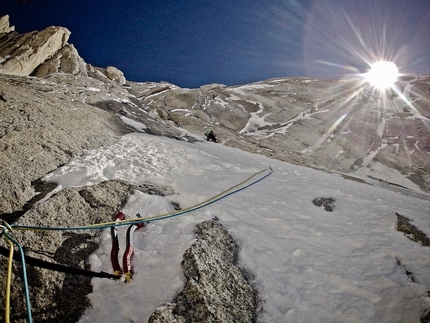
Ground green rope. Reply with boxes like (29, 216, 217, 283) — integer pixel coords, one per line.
(2, 167, 273, 323)
(12, 167, 273, 232)
(3, 230, 33, 323)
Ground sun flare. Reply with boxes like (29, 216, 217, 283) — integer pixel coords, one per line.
(364, 61, 399, 90)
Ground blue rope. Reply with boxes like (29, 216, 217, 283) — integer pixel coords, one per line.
(144, 166, 273, 223)
(11, 167, 273, 231)
(3, 231, 33, 323)
(3, 166, 273, 323)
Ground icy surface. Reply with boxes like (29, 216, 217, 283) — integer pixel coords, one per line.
(44, 133, 430, 323)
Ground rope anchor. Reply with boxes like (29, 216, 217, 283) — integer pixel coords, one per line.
(110, 212, 147, 283)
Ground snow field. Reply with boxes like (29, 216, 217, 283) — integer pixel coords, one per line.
(44, 133, 430, 323)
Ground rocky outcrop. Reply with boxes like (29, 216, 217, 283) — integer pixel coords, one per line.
(0, 15, 88, 77)
(396, 212, 430, 246)
(149, 220, 258, 323)
(0, 15, 130, 80)
(0, 15, 14, 34)
(312, 197, 336, 212)
(32, 43, 88, 77)
(0, 179, 175, 323)
(0, 19, 71, 76)
(105, 65, 126, 85)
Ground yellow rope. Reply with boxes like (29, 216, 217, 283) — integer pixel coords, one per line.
(4, 235, 14, 323)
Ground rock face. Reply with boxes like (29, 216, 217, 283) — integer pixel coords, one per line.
(0, 15, 14, 34)
(0, 70, 194, 217)
(32, 43, 88, 77)
(0, 179, 175, 323)
(0, 73, 127, 215)
(0, 25, 70, 76)
(149, 220, 258, 323)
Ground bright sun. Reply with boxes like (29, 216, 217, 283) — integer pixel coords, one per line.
(364, 61, 399, 90)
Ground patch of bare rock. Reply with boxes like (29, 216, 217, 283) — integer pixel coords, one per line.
(0, 179, 175, 322)
(396, 212, 430, 247)
(149, 220, 258, 323)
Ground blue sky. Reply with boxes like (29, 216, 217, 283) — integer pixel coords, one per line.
(1, 0, 430, 88)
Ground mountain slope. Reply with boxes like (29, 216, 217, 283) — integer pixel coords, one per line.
(46, 133, 430, 323)
(1, 15, 430, 323)
(129, 76, 430, 192)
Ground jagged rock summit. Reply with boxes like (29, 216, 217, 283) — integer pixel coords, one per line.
(0, 15, 14, 33)
(0, 15, 73, 76)
(0, 15, 128, 82)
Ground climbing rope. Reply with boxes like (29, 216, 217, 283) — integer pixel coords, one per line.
(4, 232, 13, 323)
(11, 167, 273, 232)
(1, 221, 33, 323)
(1, 167, 273, 322)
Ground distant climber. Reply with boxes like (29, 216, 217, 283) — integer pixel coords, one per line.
(205, 130, 218, 143)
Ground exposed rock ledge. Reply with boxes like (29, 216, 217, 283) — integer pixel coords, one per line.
(149, 220, 258, 323)
(0, 179, 176, 322)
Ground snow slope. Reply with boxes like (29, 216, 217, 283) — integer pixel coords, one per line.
(44, 133, 430, 323)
